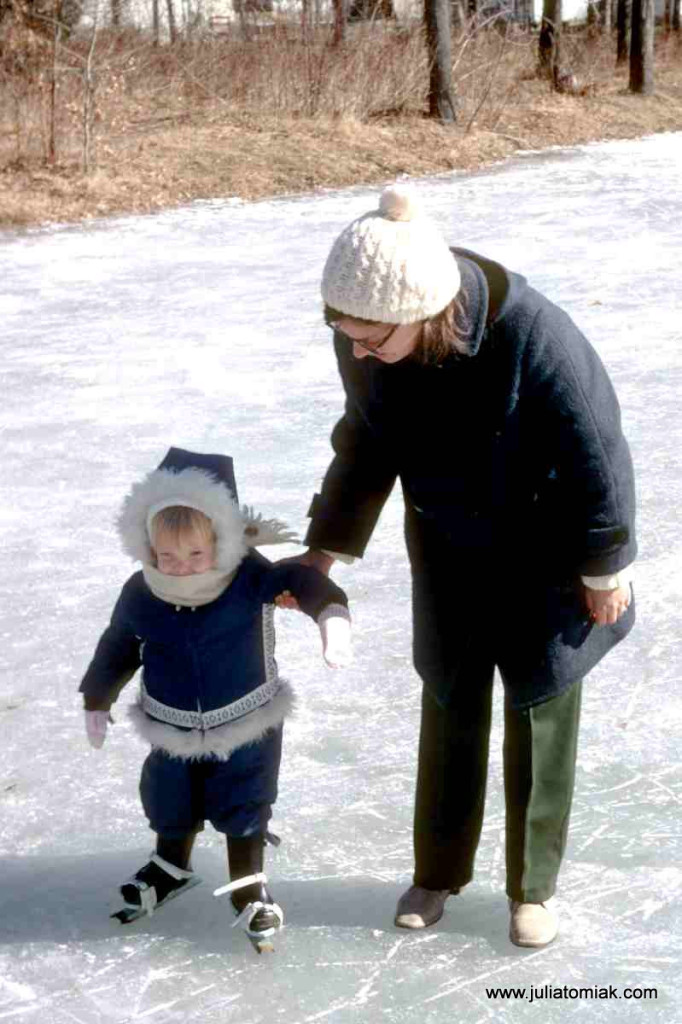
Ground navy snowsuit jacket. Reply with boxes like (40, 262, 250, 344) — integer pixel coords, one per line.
(80, 553, 348, 733)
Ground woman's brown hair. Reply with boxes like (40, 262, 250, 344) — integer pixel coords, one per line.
(418, 296, 470, 364)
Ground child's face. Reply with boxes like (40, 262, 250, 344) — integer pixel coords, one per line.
(153, 528, 216, 576)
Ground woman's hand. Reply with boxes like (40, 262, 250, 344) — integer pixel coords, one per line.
(295, 549, 335, 575)
(583, 584, 631, 627)
(274, 550, 335, 611)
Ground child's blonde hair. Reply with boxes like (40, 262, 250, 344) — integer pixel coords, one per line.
(151, 506, 215, 551)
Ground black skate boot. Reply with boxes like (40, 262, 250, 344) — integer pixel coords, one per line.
(112, 834, 201, 924)
(213, 835, 283, 952)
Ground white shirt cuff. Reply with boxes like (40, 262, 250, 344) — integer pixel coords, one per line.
(581, 564, 634, 590)
(320, 549, 356, 565)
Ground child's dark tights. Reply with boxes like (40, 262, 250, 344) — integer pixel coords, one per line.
(156, 831, 267, 907)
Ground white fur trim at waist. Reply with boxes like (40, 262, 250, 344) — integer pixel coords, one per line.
(139, 677, 282, 730)
(128, 680, 295, 761)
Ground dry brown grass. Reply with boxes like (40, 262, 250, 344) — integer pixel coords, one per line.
(1, 18, 681, 228)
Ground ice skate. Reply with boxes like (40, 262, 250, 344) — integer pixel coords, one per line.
(111, 853, 201, 924)
(213, 873, 284, 953)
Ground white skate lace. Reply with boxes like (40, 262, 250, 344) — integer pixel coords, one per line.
(120, 881, 158, 917)
(212, 872, 283, 937)
(121, 853, 194, 918)
(213, 872, 267, 898)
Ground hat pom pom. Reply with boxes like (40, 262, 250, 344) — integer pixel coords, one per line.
(379, 185, 418, 223)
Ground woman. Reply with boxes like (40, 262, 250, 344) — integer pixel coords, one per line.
(297, 184, 635, 948)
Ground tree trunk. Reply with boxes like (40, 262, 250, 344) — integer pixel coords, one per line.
(166, 0, 177, 42)
(82, 22, 97, 172)
(237, 2, 252, 41)
(331, 0, 346, 44)
(630, 0, 654, 93)
(152, 0, 160, 44)
(301, 0, 312, 43)
(663, 0, 671, 32)
(49, 16, 61, 164)
(424, 0, 456, 122)
(616, 0, 630, 61)
(600, 0, 612, 31)
(451, 0, 467, 30)
(673, 0, 680, 30)
(110, 0, 121, 25)
(538, 0, 561, 82)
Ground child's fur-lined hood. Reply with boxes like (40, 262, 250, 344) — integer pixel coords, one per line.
(117, 465, 296, 574)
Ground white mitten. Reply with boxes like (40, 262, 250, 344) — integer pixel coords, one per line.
(85, 710, 112, 749)
(319, 610, 352, 668)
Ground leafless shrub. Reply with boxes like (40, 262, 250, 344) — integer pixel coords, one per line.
(1, 8, 669, 179)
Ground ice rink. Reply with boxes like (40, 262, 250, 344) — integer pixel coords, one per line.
(1, 132, 681, 1022)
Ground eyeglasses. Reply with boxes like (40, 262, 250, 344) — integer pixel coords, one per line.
(330, 322, 399, 355)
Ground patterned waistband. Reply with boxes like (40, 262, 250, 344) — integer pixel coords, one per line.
(140, 677, 281, 731)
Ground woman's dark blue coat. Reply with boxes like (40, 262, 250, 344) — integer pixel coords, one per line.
(305, 249, 636, 709)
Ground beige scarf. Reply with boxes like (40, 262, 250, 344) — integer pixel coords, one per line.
(142, 564, 235, 608)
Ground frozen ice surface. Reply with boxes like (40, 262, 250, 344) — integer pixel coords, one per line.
(1, 132, 681, 1022)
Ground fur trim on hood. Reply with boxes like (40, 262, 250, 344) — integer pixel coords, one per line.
(117, 466, 248, 573)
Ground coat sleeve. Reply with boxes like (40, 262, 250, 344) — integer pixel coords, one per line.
(79, 584, 142, 711)
(522, 303, 637, 577)
(263, 564, 349, 622)
(304, 337, 399, 558)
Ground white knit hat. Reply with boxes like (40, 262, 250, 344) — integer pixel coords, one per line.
(321, 184, 461, 324)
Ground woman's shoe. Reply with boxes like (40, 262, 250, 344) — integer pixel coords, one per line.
(394, 885, 451, 929)
(509, 899, 559, 947)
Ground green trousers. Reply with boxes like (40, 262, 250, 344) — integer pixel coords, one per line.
(413, 670, 582, 903)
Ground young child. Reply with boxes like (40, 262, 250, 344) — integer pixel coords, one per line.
(80, 447, 351, 945)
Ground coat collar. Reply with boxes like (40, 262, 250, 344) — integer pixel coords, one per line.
(453, 254, 490, 357)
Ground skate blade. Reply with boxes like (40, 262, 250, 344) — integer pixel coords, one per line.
(248, 934, 275, 954)
(111, 874, 202, 925)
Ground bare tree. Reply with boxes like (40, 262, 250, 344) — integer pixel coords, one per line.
(538, 0, 562, 85)
(301, 0, 312, 43)
(152, 0, 160, 44)
(424, 0, 456, 122)
(663, 0, 680, 32)
(616, 0, 630, 62)
(451, 0, 467, 31)
(629, 0, 654, 93)
(82, 2, 99, 172)
(331, 0, 346, 45)
(234, 0, 253, 41)
(49, 4, 62, 163)
(166, 0, 177, 42)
